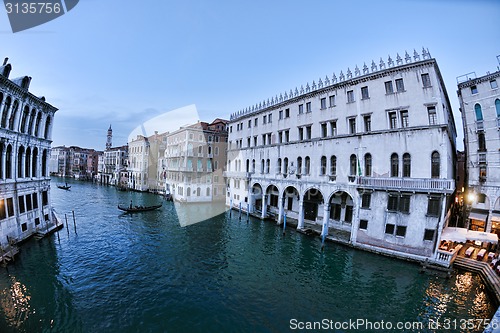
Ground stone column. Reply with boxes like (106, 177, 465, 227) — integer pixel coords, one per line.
(486, 209, 493, 233)
(321, 203, 330, 237)
(277, 195, 285, 225)
(297, 199, 304, 229)
(261, 194, 268, 219)
(247, 187, 253, 214)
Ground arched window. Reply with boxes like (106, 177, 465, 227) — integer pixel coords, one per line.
(18, 146, 25, 178)
(297, 157, 302, 175)
(496, 99, 500, 118)
(261, 159, 265, 174)
(252, 159, 255, 173)
(350, 154, 357, 176)
(20, 105, 29, 133)
(283, 157, 288, 174)
(28, 109, 36, 135)
(187, 187, 191, 196)
(197, 187, 201, 196)
(320, 156, 327, 175)
(277, 158, 282, 174)
(246, 159, 249, 173)
(34, 112, 42, 137)
(403, 153, 411, 177)
(431, 151, 440, 178)
(1, 96, 11, 128)
(305, 156, 310, 175)
(9, 100, 19, 130)
(390, 153, 399, 177)
(0, 143, 3, 179)
(32, 147, 38, 177)
(475, 103, 483, 121)
(364, 153, 372, 176)
(330, 156, 337, 175)
(266, 159, 270, 174)
(42, 149, 47, 177)
(206, 187, 210, 196)
(25, 147, 31, 178)
(5, 145, 12, 179)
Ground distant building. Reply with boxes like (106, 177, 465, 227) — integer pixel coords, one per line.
(97, 125, 128, 185)
(458, 60, 500, 235)
(50, 145, 100, 180)
(226, 49, 457, 265)
(0, 58, 58, 246)
(164, 118, 228, 202)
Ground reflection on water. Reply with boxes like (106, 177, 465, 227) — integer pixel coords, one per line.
(0, 278, 31, 329)
(0, 179, 495, 332)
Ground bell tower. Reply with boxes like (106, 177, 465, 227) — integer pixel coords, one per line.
(106, 124, 112, 150)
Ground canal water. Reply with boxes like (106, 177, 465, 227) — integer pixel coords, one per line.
(0, 179, 495, 332)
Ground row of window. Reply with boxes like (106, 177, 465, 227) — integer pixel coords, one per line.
(0, 143, 49, 179)
(232, 151, 441, 178)
(360, 192, 441, 216)
(470, 79, 498, 95)
(0, 93, 52, 139)
(230, 105, 439, 149)
(473, 100, 500, 122)
(230, 74, 437, 133)
(0, 191, 48, 220)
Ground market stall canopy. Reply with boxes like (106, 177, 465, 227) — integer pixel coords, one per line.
(440, 227, 498, 244)
(491, 213, 500, 223)
(469, 212, 488, 221)
(441, 227, 467, 243)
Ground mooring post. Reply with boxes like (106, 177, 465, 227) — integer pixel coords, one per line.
(283, 212, 287, 236)
(321, 233, 325, 251)
(72, 210, 77, 234)
(239, 202, 242, 220)
(65, 214, 69, 236)
(247, 202, 249, 222)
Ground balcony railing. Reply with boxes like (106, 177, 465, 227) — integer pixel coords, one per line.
(357, 176, 455, 193)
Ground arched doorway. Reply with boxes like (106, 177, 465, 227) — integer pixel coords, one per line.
(283, 186, 299, 215)
(252, 183, 263, 211)
(303, 188, 324, 221)
(329, 191, 354, 224)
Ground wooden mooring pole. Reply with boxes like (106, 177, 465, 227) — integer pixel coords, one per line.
(65, 214, 69, 236)
(72, 210, 77, 234)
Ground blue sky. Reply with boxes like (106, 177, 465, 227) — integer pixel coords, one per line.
(1, 0, 499, 150)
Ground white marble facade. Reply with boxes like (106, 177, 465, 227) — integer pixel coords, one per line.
(226, 49, 456, 263)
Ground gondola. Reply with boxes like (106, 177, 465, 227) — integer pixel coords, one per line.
(57, 184, 71, 190)
(117, 203, 162, 213)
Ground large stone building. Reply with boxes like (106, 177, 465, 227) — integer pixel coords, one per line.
(163, 119, 228, 202)
(226, 49, 457, 264)
(458, 60, 500, 235)
(97, 125, 128, 185)
(0, 58, 58, 246)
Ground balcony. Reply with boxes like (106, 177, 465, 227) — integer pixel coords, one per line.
(357, 176, 455, 194)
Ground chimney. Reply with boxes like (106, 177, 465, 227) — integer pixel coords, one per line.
(2, 58, 8, 66)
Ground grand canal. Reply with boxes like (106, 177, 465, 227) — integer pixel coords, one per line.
(0, 179, 495, 332)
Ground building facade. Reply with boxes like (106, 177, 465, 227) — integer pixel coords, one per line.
(163, 119, 228, 202)
(458, 62, 500, 235)
(226, 49, 456, 263)
(0, 58, 58, 246)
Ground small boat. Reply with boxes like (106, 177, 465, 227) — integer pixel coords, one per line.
(117, 203, 162, 213)
(57, 183, 71, 190)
